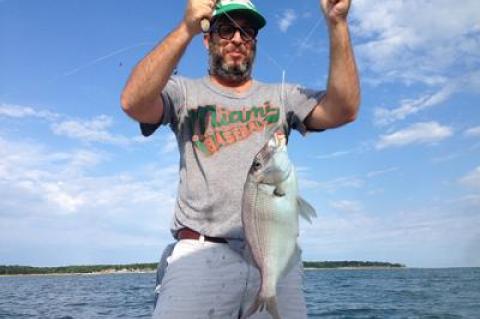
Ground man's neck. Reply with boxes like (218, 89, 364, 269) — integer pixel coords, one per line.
(209, 75, 253, 94)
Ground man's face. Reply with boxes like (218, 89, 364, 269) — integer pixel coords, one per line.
(206, 15, 258, 83)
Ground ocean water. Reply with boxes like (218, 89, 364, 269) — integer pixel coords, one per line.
(0, 268, 479, 318)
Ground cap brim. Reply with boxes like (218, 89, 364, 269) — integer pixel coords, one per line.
(213, 6, 266, 29)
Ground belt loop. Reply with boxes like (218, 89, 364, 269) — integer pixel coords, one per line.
(199, 234, 205, 244)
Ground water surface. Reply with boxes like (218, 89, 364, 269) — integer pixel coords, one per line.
(1, 268, 479, 318)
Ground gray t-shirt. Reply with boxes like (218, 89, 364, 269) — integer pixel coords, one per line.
(141, 76, 324, 246)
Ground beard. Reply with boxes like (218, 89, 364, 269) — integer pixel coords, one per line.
(208, 39, 256, 83)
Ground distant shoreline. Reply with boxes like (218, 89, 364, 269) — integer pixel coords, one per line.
(1, 261, 405, 276)
(0, 270, 157, 278)
(304, 266, 406, 271)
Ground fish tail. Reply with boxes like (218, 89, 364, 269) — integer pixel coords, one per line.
(265, 296, 281, 319)
(242, 298, 261, 318)
(243, 296, 281, 319)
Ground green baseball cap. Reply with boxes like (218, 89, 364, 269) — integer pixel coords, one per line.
(212, 0, 266, 29)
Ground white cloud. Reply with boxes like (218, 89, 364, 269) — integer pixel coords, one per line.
(300, 167, 399, 196)
(315, 150, 351, 160)
(1, 103, 142, 146)
(0, 133, 180, 265)
(0, 103, 59, 121)
(300, 175, 364, 192)
(0, 136, 178, 215)
(464, 126, 480, 137)
(431, 153, 462, 164)
(449, 194, 480, 207)
(366, 167, 399, 178)
(459, 166, 480, 189)
(0, 138, 84, 213)
(67, 149, 107, 170)
(278, 9, 297, 32)
(351, 0, 480, 85)
(162, 133, 178, 154)
(330, 200, 362, 213)
(376, 122, 453, 149)
(51, 115, 132, 145)
(43, 182, 86, 213)
(374, 85, 456, 126)
(300, 207, 480, 267)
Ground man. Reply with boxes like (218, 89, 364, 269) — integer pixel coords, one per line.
(121, 0, 359, 318)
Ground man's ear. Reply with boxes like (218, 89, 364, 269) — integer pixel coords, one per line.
(203, 34, 210, 50)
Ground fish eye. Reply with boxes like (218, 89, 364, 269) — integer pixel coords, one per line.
(253, 160, 262, 170)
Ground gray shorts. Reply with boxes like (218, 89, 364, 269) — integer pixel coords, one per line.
(152, 239, 307, 319)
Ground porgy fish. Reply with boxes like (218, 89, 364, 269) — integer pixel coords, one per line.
(242, 130, 316, 319)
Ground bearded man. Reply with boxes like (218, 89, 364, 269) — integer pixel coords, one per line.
(121, 0, 360, 318)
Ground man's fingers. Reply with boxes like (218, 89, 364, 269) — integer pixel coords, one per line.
(199, 0, 217, 32)
(321, 0, 351, 21)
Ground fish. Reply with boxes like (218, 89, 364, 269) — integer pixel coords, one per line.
(241, 130, 316, 319)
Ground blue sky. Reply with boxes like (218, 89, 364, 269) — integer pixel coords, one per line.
(1, 0, 479, 268)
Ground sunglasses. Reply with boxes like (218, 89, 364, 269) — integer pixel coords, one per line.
(212, 24, 258, 41)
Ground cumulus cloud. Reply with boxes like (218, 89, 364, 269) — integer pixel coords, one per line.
(0, 136, 178, 215)
(278, 9, 297, 32)
(351, 0, 480, 85)
(0, 132, 180, 265)
(0, 134, 178, 265)
(376, 122, 453, 149)
(0, 137, 86, 213)
(51, 115, 132, 146)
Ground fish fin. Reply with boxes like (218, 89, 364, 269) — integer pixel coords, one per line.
(243, 296, 281, 319)
(281, 244, 302, 279)
(297, 196, 317, 223)
(274, 185, 286, 196)
(242, 297, 261, 319)
(266, 296, 282, 319)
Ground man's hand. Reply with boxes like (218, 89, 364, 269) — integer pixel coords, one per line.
(320, 0, 352, 25)
(305, 0, 359, 130)
(184, 0, 217, 35)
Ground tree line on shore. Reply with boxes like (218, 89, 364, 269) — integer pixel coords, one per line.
(303, 261, 405, 268)
(0, 261, 405, 275)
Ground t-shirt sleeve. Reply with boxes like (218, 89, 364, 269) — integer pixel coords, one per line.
(140, 76, 185, 137)
(284, 84, 326, 135)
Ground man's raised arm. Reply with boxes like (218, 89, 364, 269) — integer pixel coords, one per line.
(305, 0, 360, 130)
(120, 0, 215, 124)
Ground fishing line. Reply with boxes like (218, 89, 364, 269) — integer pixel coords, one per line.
(221, 9, 322, 90)
(220, 10, 286, 143)
(218, 8, 322, 142)
(284, 19, 322, 72)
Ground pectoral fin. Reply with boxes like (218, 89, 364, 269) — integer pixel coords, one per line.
(297, 196, 317, 223)
(273, 185, 286, 197)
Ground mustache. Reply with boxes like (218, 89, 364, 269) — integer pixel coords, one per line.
(224, 44, 248, 54)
